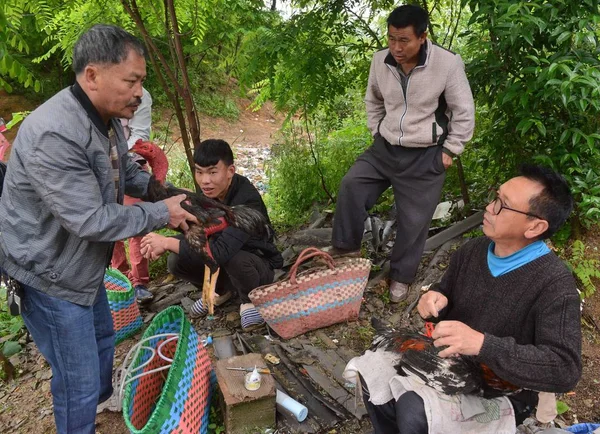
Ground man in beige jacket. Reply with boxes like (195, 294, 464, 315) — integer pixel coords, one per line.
(332, 4, 475, 302)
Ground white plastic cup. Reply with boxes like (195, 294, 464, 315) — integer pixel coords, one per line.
(276, 390, 308, 422)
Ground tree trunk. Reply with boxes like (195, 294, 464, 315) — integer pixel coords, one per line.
(120, 0, 200, 181)
(166, 0, 202, 162)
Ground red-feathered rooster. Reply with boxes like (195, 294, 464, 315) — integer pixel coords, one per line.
(132, 140, 269, 314)
(371, 317, 521, 398)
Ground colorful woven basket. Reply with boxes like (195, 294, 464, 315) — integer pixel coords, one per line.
(104, 268, 143, 344)
(122, 306, 215, 434)
(249, 247, 371, 339)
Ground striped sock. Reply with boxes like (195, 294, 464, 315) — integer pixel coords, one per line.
(191, 299, 208, 316)
(240, 303, 265, 330)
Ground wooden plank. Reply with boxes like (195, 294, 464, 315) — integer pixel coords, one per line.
(302, 346, 349, 391)
(301, 364, 366, 420)
(423, 210, 483, 252)
(336, 346, 360, 364)
(149, 283, 195, 312)
(301, 345, 367, 419)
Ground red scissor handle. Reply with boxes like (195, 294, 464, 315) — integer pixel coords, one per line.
(424, 322, 435, 338)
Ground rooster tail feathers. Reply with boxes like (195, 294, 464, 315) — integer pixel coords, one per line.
(370, 317, 396, 350)
(371, 316, 393, 334)
(231, 206, 269, 239)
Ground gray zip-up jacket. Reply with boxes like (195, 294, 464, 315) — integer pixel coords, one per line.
(365, 39, 475, 156)
(0, 84, 170, 305)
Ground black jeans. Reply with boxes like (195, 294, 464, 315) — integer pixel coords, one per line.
(168, 249, 274, 303)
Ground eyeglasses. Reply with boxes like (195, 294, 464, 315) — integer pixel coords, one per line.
(487, 190, 543, 220)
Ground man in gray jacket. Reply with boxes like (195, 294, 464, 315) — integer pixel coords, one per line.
(332, 5, 475, 302)
(0, 25, 196, 433)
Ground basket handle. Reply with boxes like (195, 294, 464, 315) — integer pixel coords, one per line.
(290, 247, 336, 285)
(294, 247, 325, 264)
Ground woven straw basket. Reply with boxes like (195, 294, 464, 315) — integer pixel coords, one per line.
(123, 306, 215, 434)
(104, 268, 143, 344)
(249, 247, 371, 339)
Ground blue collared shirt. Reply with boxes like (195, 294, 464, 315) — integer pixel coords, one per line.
(487, 240, 551, 277)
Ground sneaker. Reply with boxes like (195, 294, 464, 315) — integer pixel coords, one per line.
(389, 281, 409, 303)
(240, 303, 265, 331)
(134, 285, 154, 303)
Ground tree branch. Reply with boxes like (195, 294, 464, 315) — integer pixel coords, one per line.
(344, 6, 384, 50)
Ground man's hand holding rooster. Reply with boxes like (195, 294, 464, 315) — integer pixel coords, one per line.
(418, 291, 484, 358)
(162, 194, 197, 231)
(432, 321, 485, 358)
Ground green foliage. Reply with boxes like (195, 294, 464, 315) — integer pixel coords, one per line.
(355, 325, 375, 345)
(239, 0, 392, 115)
(556, 399, 570, 415)
(550, 221, 572, 249)
(208, 400, 225, 434)
(463, 228, 484, 239)
(2, 341, 21, 357)
(166, 149, 196, 191)
(265, 117, 371, 228)
(566, 240, 600, 299)
(0, 284, 25, 360)
(34, 0, 133, 71)
(5, 111, 29, 129)
(0, 0, 50, 92)
(195, 93, 240, 119)
(464, 0, 600, 225)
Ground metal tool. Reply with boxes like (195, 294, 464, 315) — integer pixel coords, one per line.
(226, 367, 271, 375)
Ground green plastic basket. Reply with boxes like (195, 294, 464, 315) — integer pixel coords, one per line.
(122, 306, 215, 433)
(104, 268, 143, 344)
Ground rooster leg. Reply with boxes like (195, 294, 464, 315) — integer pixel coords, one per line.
(201, 265, 220, 315)
(202, 265, 213, 315)
(209, 267, 220, 314)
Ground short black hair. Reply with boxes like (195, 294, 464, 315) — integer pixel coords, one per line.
(387, 4, 429, 36)
(72, 24, 146, 75)
(194, 139, 234, 167)
(520, 164, 574, 239)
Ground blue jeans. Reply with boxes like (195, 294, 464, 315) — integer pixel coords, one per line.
(21, 283, 115, 434)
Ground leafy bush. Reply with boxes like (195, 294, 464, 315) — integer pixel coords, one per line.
(265, 118, 372, 229)
(464, 0, 600, 226)
(194, 93, 240, 120)
(0, 285, 24, 338)
(0, 284, 25, 366)
(165, 149, 196, 191)
(566, 240, 600, 299)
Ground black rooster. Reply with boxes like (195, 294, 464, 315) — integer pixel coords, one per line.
(371, 317, 521, 398)
(146, 175, 269, 313)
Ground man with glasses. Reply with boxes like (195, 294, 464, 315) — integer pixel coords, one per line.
(331, 4, 475, 303)
(358, 165, 581, 433)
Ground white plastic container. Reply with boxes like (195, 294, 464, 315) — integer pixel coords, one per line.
(276, 390, 308, 422)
